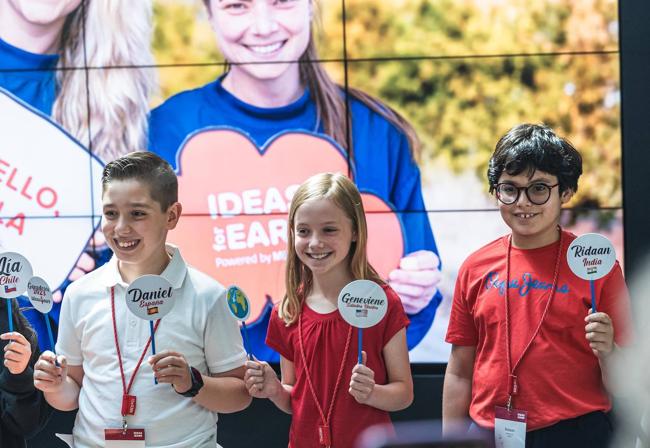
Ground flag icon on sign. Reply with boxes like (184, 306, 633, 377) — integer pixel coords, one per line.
(147, 307, 159, 315)
(4, 286, 16, 294)
(587, 267, 597, 275)
(355, 309, 368, 318)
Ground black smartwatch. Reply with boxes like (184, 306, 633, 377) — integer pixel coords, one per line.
(178, 366, 204, 398)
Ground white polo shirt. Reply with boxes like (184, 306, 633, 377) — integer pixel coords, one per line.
(56, 245, 247, 447)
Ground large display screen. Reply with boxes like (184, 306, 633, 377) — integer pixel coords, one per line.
(0, 0, 622, 363)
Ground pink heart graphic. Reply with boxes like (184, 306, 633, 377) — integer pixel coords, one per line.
(171, 129, 404, 322)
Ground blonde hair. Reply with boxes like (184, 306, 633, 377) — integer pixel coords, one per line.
(204, 0, 421, 161)
(280, 172, 383, 325)
(52, 0, 156, 162)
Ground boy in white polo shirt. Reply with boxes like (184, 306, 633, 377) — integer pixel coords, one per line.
(34, 152, 251, 447)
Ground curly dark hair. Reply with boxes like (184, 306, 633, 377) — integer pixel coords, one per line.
(487, 123, 583, 195)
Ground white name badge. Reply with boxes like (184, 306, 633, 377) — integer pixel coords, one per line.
(125, 275, 176, 321)
(0, 251, 33, 298)
(566, 233, 616, 280)
(337, 279, 388, 328)
(27, 276, 54, 313)
(495, 406, 527, 448)
(104, 428, 146, 448)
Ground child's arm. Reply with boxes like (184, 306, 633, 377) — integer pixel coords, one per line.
(442, 344, 476, 435)
(149, 350, 251, 413)
(244, 356, 294, 414)
(33, 351, 83, 411)
(349, 328, 413, 412)
(1, 333, 53, 437)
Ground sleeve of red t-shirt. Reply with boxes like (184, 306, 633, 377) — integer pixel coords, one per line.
(265, 304, 295, 362)
(381, 285, 410, 345)
(598, 262, 633, 345)
(445, 261, 478, 346)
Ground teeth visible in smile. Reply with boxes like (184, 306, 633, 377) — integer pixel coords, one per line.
(308, 253, 329, 260)
(517, 213, 536, 219)
(117, 240, 137, 248)
(248, 42, 283, 54)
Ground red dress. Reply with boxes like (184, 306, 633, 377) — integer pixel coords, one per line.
(266, 284, 409, 447)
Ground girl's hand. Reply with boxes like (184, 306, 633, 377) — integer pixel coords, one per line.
(149, 350, 192, 394)
(34, 351, 67, 392)
(244, 357, 281, 399)
(585, 310, 615, 357)
(349, 351, 375, 404)
(388, 250, 442, 314)
(1, 332, 32, 374)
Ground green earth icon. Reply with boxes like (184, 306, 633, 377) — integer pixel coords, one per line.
(228, 288, 249, 319)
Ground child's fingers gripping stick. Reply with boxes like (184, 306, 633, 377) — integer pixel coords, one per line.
(33, 351, 68, 392)
(1, 332, 32, 374)
(349, 351, 375, 404)
(244, 356, 279, 399)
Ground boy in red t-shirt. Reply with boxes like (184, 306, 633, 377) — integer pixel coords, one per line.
(443, 124, 630, 447)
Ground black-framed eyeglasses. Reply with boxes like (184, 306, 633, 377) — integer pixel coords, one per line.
(495, 182, 559, 205)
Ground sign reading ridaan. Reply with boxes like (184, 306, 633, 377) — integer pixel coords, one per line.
(567, 233, 617, 312)
(125, 275, 176, 385)
(337, 280, 388, 364)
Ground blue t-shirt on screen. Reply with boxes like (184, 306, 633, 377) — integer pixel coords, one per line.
(149, 76, 442, 357)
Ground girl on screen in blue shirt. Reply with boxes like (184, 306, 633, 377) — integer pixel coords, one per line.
(149, 0, 443, 352)
(0, 0, 156, 350)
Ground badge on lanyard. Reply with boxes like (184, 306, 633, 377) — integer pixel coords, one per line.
(104, 427, 146, 448)
(494, 406, 527, 448)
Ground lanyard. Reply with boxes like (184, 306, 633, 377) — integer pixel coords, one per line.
(298, 312, 353, 448)
(110, 287, 160, 418)
(504, 230, 562, 410)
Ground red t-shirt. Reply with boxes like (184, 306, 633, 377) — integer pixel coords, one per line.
(446, 230, 631, 431)
(266, 284, 409, 447)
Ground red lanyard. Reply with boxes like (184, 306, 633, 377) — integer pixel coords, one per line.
(504, 230, 562, 410)
(298, 312, 353, 448)
(110, 287, 160, 418)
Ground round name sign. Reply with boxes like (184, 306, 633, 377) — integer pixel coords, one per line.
(125, 275, 176, 321)
(337, 280, 388, 329)
(27, 276, 54, 314)
(567, 233, 616, 281)
(226, 285, 250, 321)
(0, 251, 33, 299)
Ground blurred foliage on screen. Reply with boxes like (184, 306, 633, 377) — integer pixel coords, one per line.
(153, 0, 621, 208)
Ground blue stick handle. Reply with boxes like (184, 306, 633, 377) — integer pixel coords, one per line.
(590, 279, 597, 313)
(44, 313, 58, 366)
(358, 328, 363, 364)
(150, 321, 158, 385)
(242, 322, 251, 359)
(6, 299, 13, 332)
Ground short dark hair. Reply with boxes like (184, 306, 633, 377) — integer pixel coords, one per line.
(102, 152, 178, 211)
(487, 123, 583, 194)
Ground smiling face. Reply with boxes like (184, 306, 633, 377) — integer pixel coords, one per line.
(293, 197, 356, 283)
(208, 0, 311, 84)
(102, 179, 181, 280)
(497, 169, 573, 249)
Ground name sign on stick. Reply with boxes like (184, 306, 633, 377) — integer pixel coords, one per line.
(27, 276, 57, 356)
(338, 280, 388, 364)
(566, 233, 616, 312)
(0, 251, 33, 332)
(126, 275, 176, 385)
(226, 285, 252, 357)
(27, 276, 54, 314)
(125, 275, 176, 321)
(0, 251, 33, 299)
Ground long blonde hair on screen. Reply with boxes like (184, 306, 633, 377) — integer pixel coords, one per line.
(280, 172, 384, 325)
(52, 0, 156, 162)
